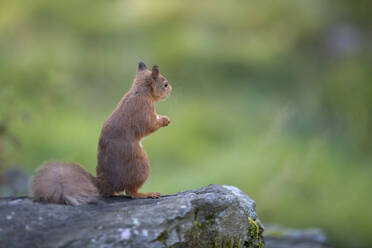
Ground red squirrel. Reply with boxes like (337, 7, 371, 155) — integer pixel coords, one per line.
(31, 62, 172, 205)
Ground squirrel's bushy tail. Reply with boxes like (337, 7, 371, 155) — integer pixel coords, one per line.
(31, 162, 100, 206)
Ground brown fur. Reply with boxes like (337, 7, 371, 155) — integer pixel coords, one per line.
(31, 162, 100, 205)
(31, 62, 172, 205)
(96, 63, 172, 198)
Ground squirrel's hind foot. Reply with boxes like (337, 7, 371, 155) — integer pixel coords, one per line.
(126, 191, 161, 199)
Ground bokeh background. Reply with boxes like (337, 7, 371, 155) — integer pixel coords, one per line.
(1, 0, 371, 247)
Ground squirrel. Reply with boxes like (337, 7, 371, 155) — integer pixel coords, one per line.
(31, 62, 172, 205)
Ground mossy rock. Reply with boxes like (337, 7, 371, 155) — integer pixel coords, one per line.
(0, 184, 264, 248)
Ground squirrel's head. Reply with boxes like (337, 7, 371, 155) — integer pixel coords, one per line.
(136, 61, 172, 102)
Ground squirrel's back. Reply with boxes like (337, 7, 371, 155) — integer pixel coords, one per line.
(31, 162, 100, 205)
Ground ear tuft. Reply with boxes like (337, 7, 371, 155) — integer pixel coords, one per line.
(138, 61, 147, 71)
(152, 65, 159, 79)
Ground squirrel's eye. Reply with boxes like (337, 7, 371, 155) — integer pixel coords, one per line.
(164, 81, 168, 88)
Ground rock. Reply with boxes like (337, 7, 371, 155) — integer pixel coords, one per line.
(264, 224, 331, 248)
(0, 184, 264, 248)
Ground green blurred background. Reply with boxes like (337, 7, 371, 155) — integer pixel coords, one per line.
(1, 0, 371, 247)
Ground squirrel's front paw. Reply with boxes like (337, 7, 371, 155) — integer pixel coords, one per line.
(160, 116, 171, 127)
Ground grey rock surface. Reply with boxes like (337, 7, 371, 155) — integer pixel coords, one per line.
(264, 224, 331, 248)
(0, 184, 264, 248)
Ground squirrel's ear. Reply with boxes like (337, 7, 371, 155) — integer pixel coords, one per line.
(152, 65, 159, 79)
(138, 61, 147, 71)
